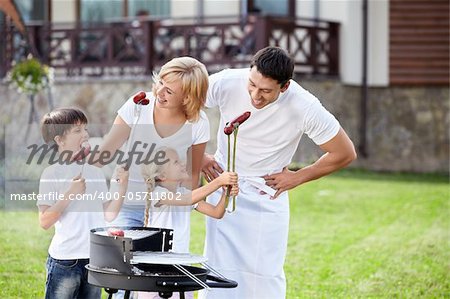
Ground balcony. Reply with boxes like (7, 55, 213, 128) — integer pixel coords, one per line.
(0, 15, 339, 79)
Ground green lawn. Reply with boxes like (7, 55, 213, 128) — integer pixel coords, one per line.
(1, 170, 448, 298)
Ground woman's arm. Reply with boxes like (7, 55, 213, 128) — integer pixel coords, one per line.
(92, 115, 131, 168)
(187, 143, 207, 189)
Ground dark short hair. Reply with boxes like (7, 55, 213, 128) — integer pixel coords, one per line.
(41, 108, 88, 144)
(250, 46, 294, 86)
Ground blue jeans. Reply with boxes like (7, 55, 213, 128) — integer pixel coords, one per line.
(45, 255, 101, 299)
(111, 204, 145, 227)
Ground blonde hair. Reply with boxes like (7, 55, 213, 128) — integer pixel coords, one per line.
(152, 57, 208, 122)
(141, 146, 172, 227)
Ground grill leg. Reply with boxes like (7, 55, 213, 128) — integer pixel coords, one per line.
(124, 290, 131, 299)
(158, 292, 173, 298)
(104, 288, 118, 299)
(179, 292, 185, 299)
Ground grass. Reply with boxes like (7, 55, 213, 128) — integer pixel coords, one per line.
(283, 171, 449, 298)
(0, 170, 449, 298)
(0, 208, 52, 298)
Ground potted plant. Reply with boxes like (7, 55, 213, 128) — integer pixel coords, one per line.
(7, 56, 54, 95)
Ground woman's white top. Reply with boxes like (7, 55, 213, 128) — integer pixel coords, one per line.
(116, 94, 210, 206)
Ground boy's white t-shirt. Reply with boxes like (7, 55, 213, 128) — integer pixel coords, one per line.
(206, 68, 341, 177)
(37, 163, 108, 259)
(146, 185, 197, 253)
(117, 94, 210, 205)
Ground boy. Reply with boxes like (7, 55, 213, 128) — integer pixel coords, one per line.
(37, 108, 128, 299)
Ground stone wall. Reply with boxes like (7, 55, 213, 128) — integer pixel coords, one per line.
(0, 77, 448, 173)
(299, 80, 449, 173)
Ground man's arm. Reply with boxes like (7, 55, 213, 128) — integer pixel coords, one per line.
(264, 128, 357, 198)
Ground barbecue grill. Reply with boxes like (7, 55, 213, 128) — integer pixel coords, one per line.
(87, 227, 237, 299)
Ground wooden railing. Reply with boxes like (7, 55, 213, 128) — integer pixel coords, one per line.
(0, 16, 339, 78)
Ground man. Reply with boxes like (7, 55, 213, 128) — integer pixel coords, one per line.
(200, 46, 356, 298)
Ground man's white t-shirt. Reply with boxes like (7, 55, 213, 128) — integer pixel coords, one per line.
(206, 68, 340, 177)
(117, 94, 210, 205)
(146, 185, 197, 253)
(37, 163, 108, 259)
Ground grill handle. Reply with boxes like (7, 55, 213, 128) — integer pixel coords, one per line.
(204, 274, 238, 288)
(156, 274, 237, 289)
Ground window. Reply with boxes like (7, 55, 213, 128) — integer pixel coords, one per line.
(14, 0, 48, 22)
(79, 0, 170, 23)
(129, 0, 170, 18)
(80, 0, 123, 23)
(254, 0, 288, 16)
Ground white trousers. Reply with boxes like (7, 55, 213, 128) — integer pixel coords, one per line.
(200, 180, 290, 299)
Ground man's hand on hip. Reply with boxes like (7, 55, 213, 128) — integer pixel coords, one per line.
(263, 167, 301, 198)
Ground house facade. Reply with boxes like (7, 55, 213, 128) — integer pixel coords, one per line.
(0, 0, 448, 172)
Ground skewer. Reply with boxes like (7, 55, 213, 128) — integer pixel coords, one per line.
(80, 163, 86, 176)
(71, 142, 90, 176)
(116, 92, 149, 182)
(124, 103, 143, 167)
(223, 111, 251, 213)
(126, 92, 150, 164)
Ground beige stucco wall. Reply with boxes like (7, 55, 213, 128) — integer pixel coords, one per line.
(296, 0, 389, 87)
(171, 0, 197, 18)
(204, 0, 239, 16)
(51, 0, 77, 23)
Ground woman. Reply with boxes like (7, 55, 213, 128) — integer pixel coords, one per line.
(97, 56, 210, 227)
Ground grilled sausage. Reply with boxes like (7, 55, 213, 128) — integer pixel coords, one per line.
(133, 91, 150, 106)
(107, 228, 125, 237)
(223, 111, 251, 135)
(71, 143, 91, 162)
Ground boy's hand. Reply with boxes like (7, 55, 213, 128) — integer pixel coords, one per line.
(67, 173, 86, 196)
(217, 171, 238, 186)
(229, 184, 239, 197)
